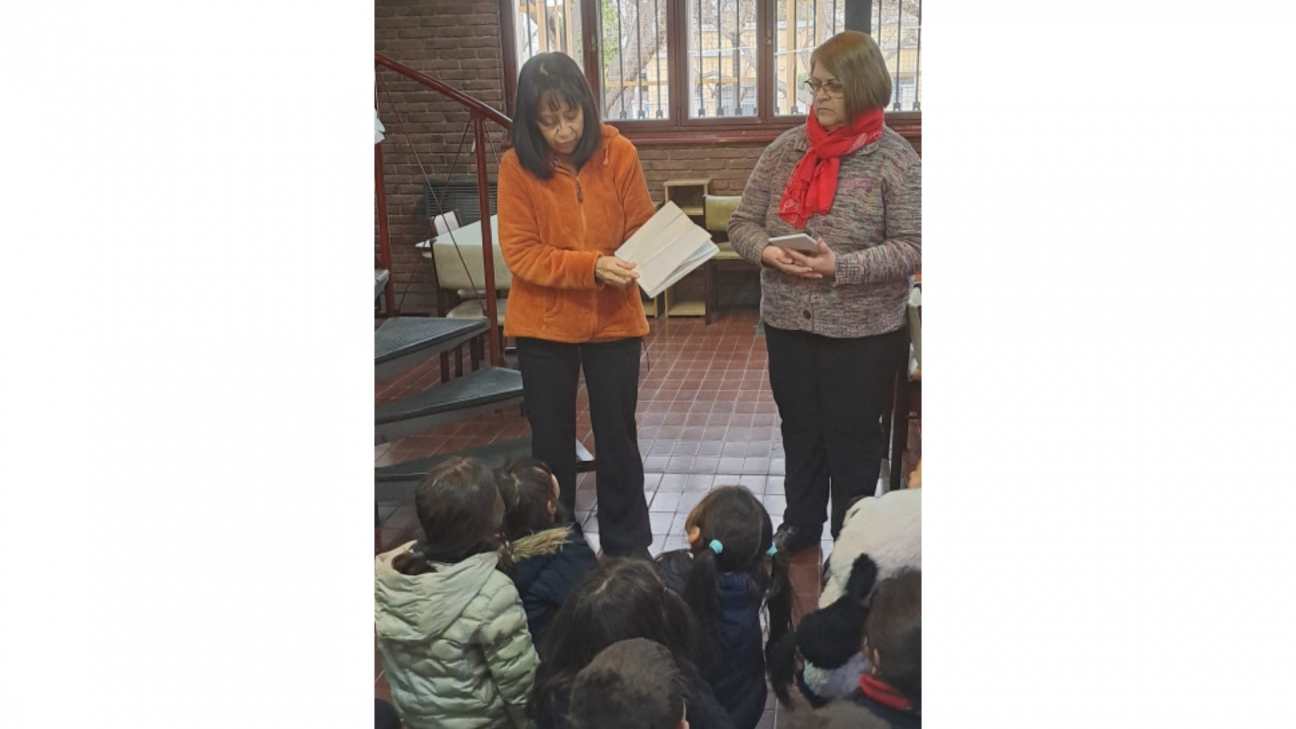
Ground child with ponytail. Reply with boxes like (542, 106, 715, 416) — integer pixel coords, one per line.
(374, 457, 538, 729)
(654, 486, 793, 729)
(494, 457, 599, 650)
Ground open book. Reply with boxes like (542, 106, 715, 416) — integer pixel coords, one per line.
(615, 202, 720, 299)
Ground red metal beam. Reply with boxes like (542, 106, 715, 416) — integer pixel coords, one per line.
(375, 53, 511, 128)
(473, 113, 502, 367)
(376, 53, 512, 354)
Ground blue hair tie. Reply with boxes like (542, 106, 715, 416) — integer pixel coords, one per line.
(767, 544, 778, 557)
(708, 539, 724, 555)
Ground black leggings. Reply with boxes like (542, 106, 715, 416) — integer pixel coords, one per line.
(516, 336, 651, 556)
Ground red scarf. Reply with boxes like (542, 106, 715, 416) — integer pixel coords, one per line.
(858, 672, 913, 711)
(778, 108, 885, 229)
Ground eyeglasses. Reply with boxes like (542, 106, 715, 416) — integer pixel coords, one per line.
(803, 79, 845, 96)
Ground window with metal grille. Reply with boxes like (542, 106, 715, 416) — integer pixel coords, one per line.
(775, 0, 921, 116)
(512, 0, 584, 71)
(502, 0, 922, 132)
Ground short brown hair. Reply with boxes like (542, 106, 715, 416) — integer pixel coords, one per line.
(864, 569, 921, 706)
(567, 638, 687, 729)
(392, 457, 504, 573)
(810, 31, 892, 121)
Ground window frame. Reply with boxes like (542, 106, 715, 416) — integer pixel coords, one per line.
(499, 0, 920, 146)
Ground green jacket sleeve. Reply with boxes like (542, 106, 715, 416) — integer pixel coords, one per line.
(480, 578, 540, 729)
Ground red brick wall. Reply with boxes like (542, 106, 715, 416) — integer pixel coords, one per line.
(636, 145, 766, 201)
(375, 0, 511, 314)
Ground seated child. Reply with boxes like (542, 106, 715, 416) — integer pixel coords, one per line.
(374, 457, 538, 729)
(772, 565, 921, 729)
(530, 558, 735, 729)
(495, 457, 598, 650)
(654, 486, 792, 729)
(567, 638, 690, 729)
(852, 569, 921, 728)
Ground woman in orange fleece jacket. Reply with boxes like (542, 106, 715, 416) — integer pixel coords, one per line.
(497, 52, 654, 559)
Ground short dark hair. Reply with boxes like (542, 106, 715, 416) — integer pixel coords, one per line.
(392, 457, 503, 574)
(530, 559, 696, 721)
(567, 638, 688, 729)
(495, 457, 566, 541)
(511, 52, 602, 180)
(864, 569, 921, 706)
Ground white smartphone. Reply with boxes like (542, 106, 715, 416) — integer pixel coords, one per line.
(768, 233, 819, 255)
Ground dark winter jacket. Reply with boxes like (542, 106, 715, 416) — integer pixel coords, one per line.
(655, 550, 767, 729)
(501, 523, 598, 650)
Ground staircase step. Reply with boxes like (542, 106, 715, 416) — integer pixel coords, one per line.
(375, 436, 595, 503)
(375, 367, 524, 444)
(375, 316, 488, 382)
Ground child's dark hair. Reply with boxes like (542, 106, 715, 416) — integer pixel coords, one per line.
(530, 559, 696, 721)
(864, 569, 921, 707)
(681, 485, 793, 676)
(495, 457, 568, 542)
(511, 52, 602, 180)
(567, 638, 688, 729)
(391, 457, 503, 574)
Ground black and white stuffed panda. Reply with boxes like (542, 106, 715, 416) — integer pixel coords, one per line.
(770, 488, 922, 705)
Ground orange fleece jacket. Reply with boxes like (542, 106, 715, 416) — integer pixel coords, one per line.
(497, 125, 654, 343)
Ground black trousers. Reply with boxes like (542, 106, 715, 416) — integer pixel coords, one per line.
(516, 336, 651, 556)
(765, 323, 906, 539)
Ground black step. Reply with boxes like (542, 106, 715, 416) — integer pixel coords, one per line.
(375, 317, 488, 382)
(375, 436, 595, 503)
(375, 367, 524, 444)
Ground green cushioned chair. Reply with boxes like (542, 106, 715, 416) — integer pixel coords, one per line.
(701, 195, 757, 324)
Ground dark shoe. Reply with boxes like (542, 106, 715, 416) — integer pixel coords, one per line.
(774, 523, 821, 556)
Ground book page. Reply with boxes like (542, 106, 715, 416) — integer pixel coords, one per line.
(635, 227, 716, 297)
(615, 201, 719, 298)
(645, 237, 720, 298)
(616, 202, 689, 264)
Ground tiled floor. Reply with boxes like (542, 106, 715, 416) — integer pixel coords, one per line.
(375, 309, 904, 728)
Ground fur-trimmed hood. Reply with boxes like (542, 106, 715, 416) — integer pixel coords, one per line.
(502, 522, 599, 651)
(502, 525, 573, 566)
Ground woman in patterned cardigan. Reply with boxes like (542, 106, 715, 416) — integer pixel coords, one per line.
(728, 31, 921, 551)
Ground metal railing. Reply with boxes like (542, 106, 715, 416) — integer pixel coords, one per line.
(374, 53, 511, 368)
